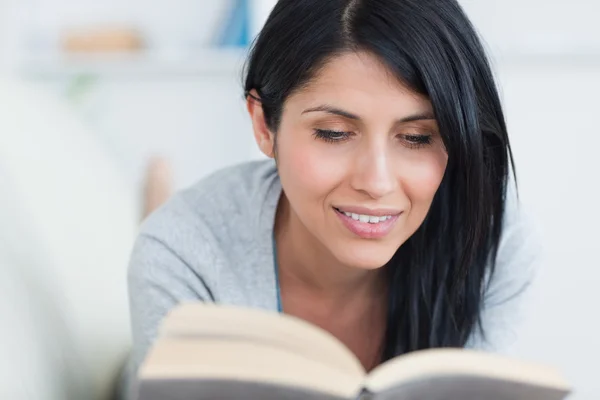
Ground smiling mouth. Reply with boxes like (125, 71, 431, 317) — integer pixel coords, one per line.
(333, 207, 401, 239)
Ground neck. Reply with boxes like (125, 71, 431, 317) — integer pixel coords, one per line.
(274, 194, 385, 302)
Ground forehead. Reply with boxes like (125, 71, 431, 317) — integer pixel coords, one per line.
(287, 51, 432, 114)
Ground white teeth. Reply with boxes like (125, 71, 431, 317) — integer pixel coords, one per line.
(344, 211, 359, 220)
(339, 208, 393, 223)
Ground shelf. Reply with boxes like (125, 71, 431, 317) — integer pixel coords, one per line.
(18, 49, 249, 79)
(18, 47, 600, 81)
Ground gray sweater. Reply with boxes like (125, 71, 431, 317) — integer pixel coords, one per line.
(125, 159, 538, 397)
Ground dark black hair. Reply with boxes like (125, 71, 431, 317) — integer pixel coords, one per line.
(244, 0, 514, 360)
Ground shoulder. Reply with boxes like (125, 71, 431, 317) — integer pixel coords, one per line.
(125, 159, 282, 396)
(177, 158, 279, 219)
(471, 178, 541, 351)
(141, 158, 278, 242)
(489, 179, 540, 300)
(131, 158, 280, 291)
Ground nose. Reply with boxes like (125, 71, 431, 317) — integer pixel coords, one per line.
(350, 142, 398, 199)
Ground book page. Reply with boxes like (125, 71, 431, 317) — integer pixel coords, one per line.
(373, 375, 570, 400)
(160, 303, 365, 377)
(365, 348, 570, 397)
(140, 338, 362, 399)
(139, 378, 348, 400)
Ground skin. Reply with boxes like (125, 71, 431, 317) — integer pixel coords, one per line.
(247, 51, 448, 371)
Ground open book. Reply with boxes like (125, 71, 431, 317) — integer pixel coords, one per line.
(137, 303, 571, 400)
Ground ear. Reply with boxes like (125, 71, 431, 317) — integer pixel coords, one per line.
(246, 89, 275, 158)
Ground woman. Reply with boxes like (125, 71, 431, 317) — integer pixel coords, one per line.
(125, 0, 537, 394)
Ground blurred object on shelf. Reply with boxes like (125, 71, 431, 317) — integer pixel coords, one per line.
(15, 1, 234, 68)
(61, 26, 144, 54)
(216, 0, 277, 48)
(217, 0, 250, 48)
(19, 49, 247, 79)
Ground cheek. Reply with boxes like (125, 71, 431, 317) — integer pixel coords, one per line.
(276, 129, 346, 204)
(401, 151, 447, 211)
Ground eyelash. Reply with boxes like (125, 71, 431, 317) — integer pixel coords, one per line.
(403, 134, 433, 149)
(313, 129, 352, 143)
(313, 129, 433, 149)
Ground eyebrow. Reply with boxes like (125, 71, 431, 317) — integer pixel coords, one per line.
(302, 105, 436, 123)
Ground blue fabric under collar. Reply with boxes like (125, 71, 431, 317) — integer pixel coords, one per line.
(272, 234, 283, 313)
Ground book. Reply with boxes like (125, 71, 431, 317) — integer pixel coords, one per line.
(137, 303, 571, 400)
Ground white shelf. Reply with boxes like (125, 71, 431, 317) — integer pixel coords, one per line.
(18, 49, 248, 79)
(19, 47, 600, 81)
(490, 50, 600, 66)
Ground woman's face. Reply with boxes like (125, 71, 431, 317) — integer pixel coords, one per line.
(256, 51, 448, 270)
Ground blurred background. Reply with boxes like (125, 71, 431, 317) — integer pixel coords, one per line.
(0, 0, 598, 399)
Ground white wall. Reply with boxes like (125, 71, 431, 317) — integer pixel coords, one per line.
(0, 0, 19, 73)
(462, 0, 600, 57)
(43, 72, 261, 191)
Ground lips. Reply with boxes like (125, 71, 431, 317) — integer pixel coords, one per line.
(334, 205, 402, 217)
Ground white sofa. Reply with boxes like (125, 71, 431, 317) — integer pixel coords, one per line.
(0, 79, 138, 400)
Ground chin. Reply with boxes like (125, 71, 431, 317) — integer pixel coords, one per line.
(333, 245, 397, 271)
